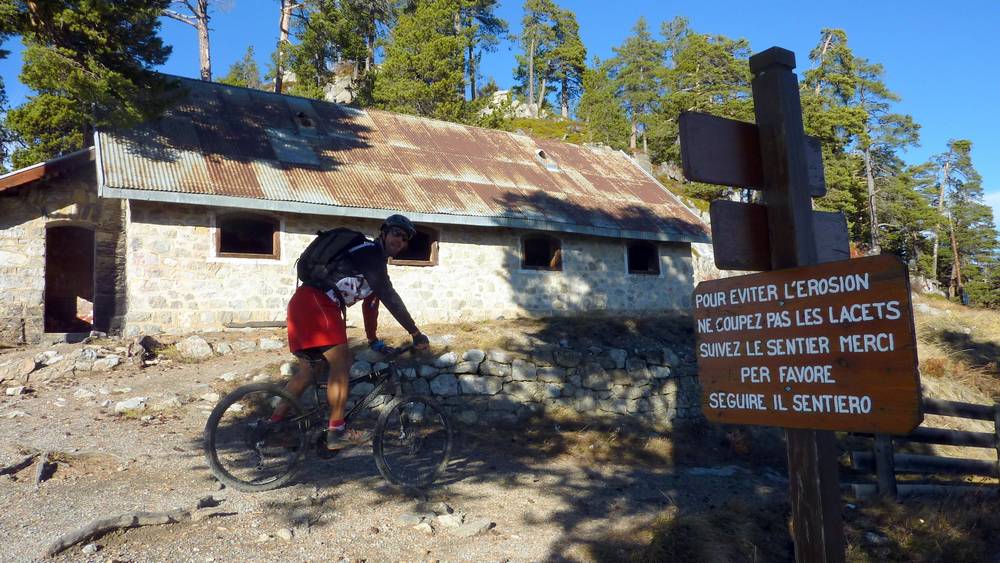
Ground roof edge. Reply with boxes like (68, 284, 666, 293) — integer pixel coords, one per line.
(0, 147, 95, 193)
(98, 186, 710, 244)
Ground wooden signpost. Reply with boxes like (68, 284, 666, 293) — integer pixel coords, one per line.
(694, 254, 921, 434)
(679, 47, 924, 563)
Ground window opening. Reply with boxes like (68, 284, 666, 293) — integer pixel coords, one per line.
(627, 241, 659, 275)
(389, 227, 439, 266)
(218, 214, 280, 259)
(522, 234, 562, 271)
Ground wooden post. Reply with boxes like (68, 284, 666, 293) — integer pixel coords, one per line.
(749, 47, 846, 563)
(874, 434, 897, 499)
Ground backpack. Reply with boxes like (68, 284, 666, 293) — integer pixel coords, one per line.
(296, 228, 368, 291)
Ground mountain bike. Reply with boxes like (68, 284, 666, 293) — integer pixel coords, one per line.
(203, 345, 452, 492)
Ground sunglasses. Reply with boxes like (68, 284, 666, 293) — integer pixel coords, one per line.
(387, 227, 411, 241)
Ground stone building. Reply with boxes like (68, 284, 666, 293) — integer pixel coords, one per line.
(0, 77, 708, 345)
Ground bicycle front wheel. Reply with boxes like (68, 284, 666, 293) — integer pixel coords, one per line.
(204, 383, 309, 492)
(373, 395, 452, 488)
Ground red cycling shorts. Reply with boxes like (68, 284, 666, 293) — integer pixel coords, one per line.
(286, 285, 347, 353)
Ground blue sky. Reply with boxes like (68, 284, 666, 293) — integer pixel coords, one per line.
(1, 1, 997, 220)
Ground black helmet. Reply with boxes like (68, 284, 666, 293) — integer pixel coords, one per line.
(381, 214, 416, 238)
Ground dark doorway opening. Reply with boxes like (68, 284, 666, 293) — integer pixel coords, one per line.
(45, 225, 95, 333)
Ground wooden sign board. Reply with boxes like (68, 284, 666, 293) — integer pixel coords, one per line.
(710, 200, 850, 270)
(693, 254, 922, 434)
(679, 111, 826, 196)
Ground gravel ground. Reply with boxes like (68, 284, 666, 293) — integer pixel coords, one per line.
(0, 339, 785, 562)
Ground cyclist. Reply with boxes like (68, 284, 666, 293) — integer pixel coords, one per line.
(277, 214, 430, 450)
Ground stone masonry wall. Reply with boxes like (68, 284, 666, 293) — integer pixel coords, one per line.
(0, 171, 124, 344)
(124, 203, 695, 335)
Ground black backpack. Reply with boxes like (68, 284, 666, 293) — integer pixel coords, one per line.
(296, 228, 368, 291)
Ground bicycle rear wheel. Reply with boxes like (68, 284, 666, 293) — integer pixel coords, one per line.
(204, 383, 309, 492)
(373, 395, 452, 488)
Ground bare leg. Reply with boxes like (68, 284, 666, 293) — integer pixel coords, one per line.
(323, 343, 352, 425)
(272, 357, 313, 419)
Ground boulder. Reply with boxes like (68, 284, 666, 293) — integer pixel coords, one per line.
(462, 349, 486, 364)
(458, 375, 502, 395)
(259, 338, 284, 351)
(553, 348, 582, 368)
(429, 373, 459, 396)
(510, 359, 537, 381)
(176, 336, 213, 360)
(114, 397, 148, 413)
(434, 352, 457, 368)
(487, 349, 512, 364)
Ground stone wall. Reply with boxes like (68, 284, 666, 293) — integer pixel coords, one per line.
(0, 172, 124, 344)
(124, 203, 695, 335)
(376, 336, 702, 427)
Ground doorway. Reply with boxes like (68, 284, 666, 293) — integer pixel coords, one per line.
(44, 225, 95, 333)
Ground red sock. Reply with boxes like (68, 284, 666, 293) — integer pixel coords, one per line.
(329, 419, 346, 431)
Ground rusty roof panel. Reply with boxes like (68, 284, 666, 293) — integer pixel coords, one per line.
(96, 76, 708, 242)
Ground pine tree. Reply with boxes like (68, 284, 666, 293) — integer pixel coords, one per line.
(373, 0, 465, 121)
(924, 140, 998, 299)
(163, 0, 217, 81)
(576, 58, 627, 149)
(4, 0, 174, 168)
(458, 0, 506, 101)
(219, 46, 263, 89)
(0, 2, 14, 171)
(283, 0, 366, 100)
(549, 7, 585, 118)
(514, 0, 558, 117)
(609, 17, 663, 152)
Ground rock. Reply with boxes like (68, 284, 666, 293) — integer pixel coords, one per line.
(536, 366, 565, 383)
(232, 340, 257, 353)
(5, 386, 26, 396)
(458, 375, 502, 395)
(455, 518, 494, 538)
(418, 364, 438, 378)
(279, 362, 297, 377)
(487, 349, 512, 364)
(454, 361, 479, 374)
(417, 501, 453, 515)
(553, 348, 582, 368)
(510, 359, 537, 381)
(413, 522, 434, 535)
(481, 360, 511, 377)
(74, 360, 94, 372)
(154, 395, 183, 410)
(275, 528, 294, 541)
(259, 338, 285, 351)
(213, 342, 233, 355)
(255, 533, 272, 543)
(218, 372, 239, 382)
(865, 532, 888, 545)
(607, 348, 627, 369)
(350, 360, 372, 378)
(3, 410, 27, 418)
(176, 336, 214, 360)
(82, 543, 98, 555)
(114, 397, 148, 413)
(457, 410, 479, 424)
(201, 392, 221, 403)
(581, 363, 611, 391)
(92, 355, 121, 371)
(0, 358, 37, 383)
(429, 374, 459, 396)
(650, 366, 672, 379)
(140, 415, 154, 422)
(663, 348, 681, 367)
(434, 352, 457, 368)
(73, 388, 97, 400)
(34, 351, 62, 366)
(436, 513, 464, 528)
(350, 382, 374, 397)
(78, 348, 99, 362)
(462, 349, 486, 363)
(398, 513, 426, 525)
(99, 400, 114, 408)
(252, 374, 270, 383)
(687, 466, 740, 477)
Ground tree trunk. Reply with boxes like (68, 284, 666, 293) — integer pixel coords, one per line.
(630, 117, 637, 151)
(196, 0, 211, 81)
(560, 76, 569, 118)
(455, 11, 466, 99)
(813, 31, 833, 95)
(863, 146, 879, 252)
(365, 33, 374, 75)
(528, 37, 536, 117)
(948, 215, 962, 300)
(468, 45, 477, 100)
(536, 77, 546, 117)
(275, 0, 295, 94)
(930, 160, 951, 279)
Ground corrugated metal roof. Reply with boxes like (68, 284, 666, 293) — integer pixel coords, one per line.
(96, 77, 709, 243)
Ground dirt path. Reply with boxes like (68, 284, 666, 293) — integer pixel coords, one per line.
(0, 340, 786, 562)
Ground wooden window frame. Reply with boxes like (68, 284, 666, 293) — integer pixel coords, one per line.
(626, 240, 660, 276)
(216, 213, 281, 260)
(521, 234, 563, 272)
(388, 227, 440, 267)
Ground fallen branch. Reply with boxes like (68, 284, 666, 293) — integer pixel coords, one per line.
(0, 453, 38, 476)
(33, 451, 51, 490)
(43, 496, 226, 556)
